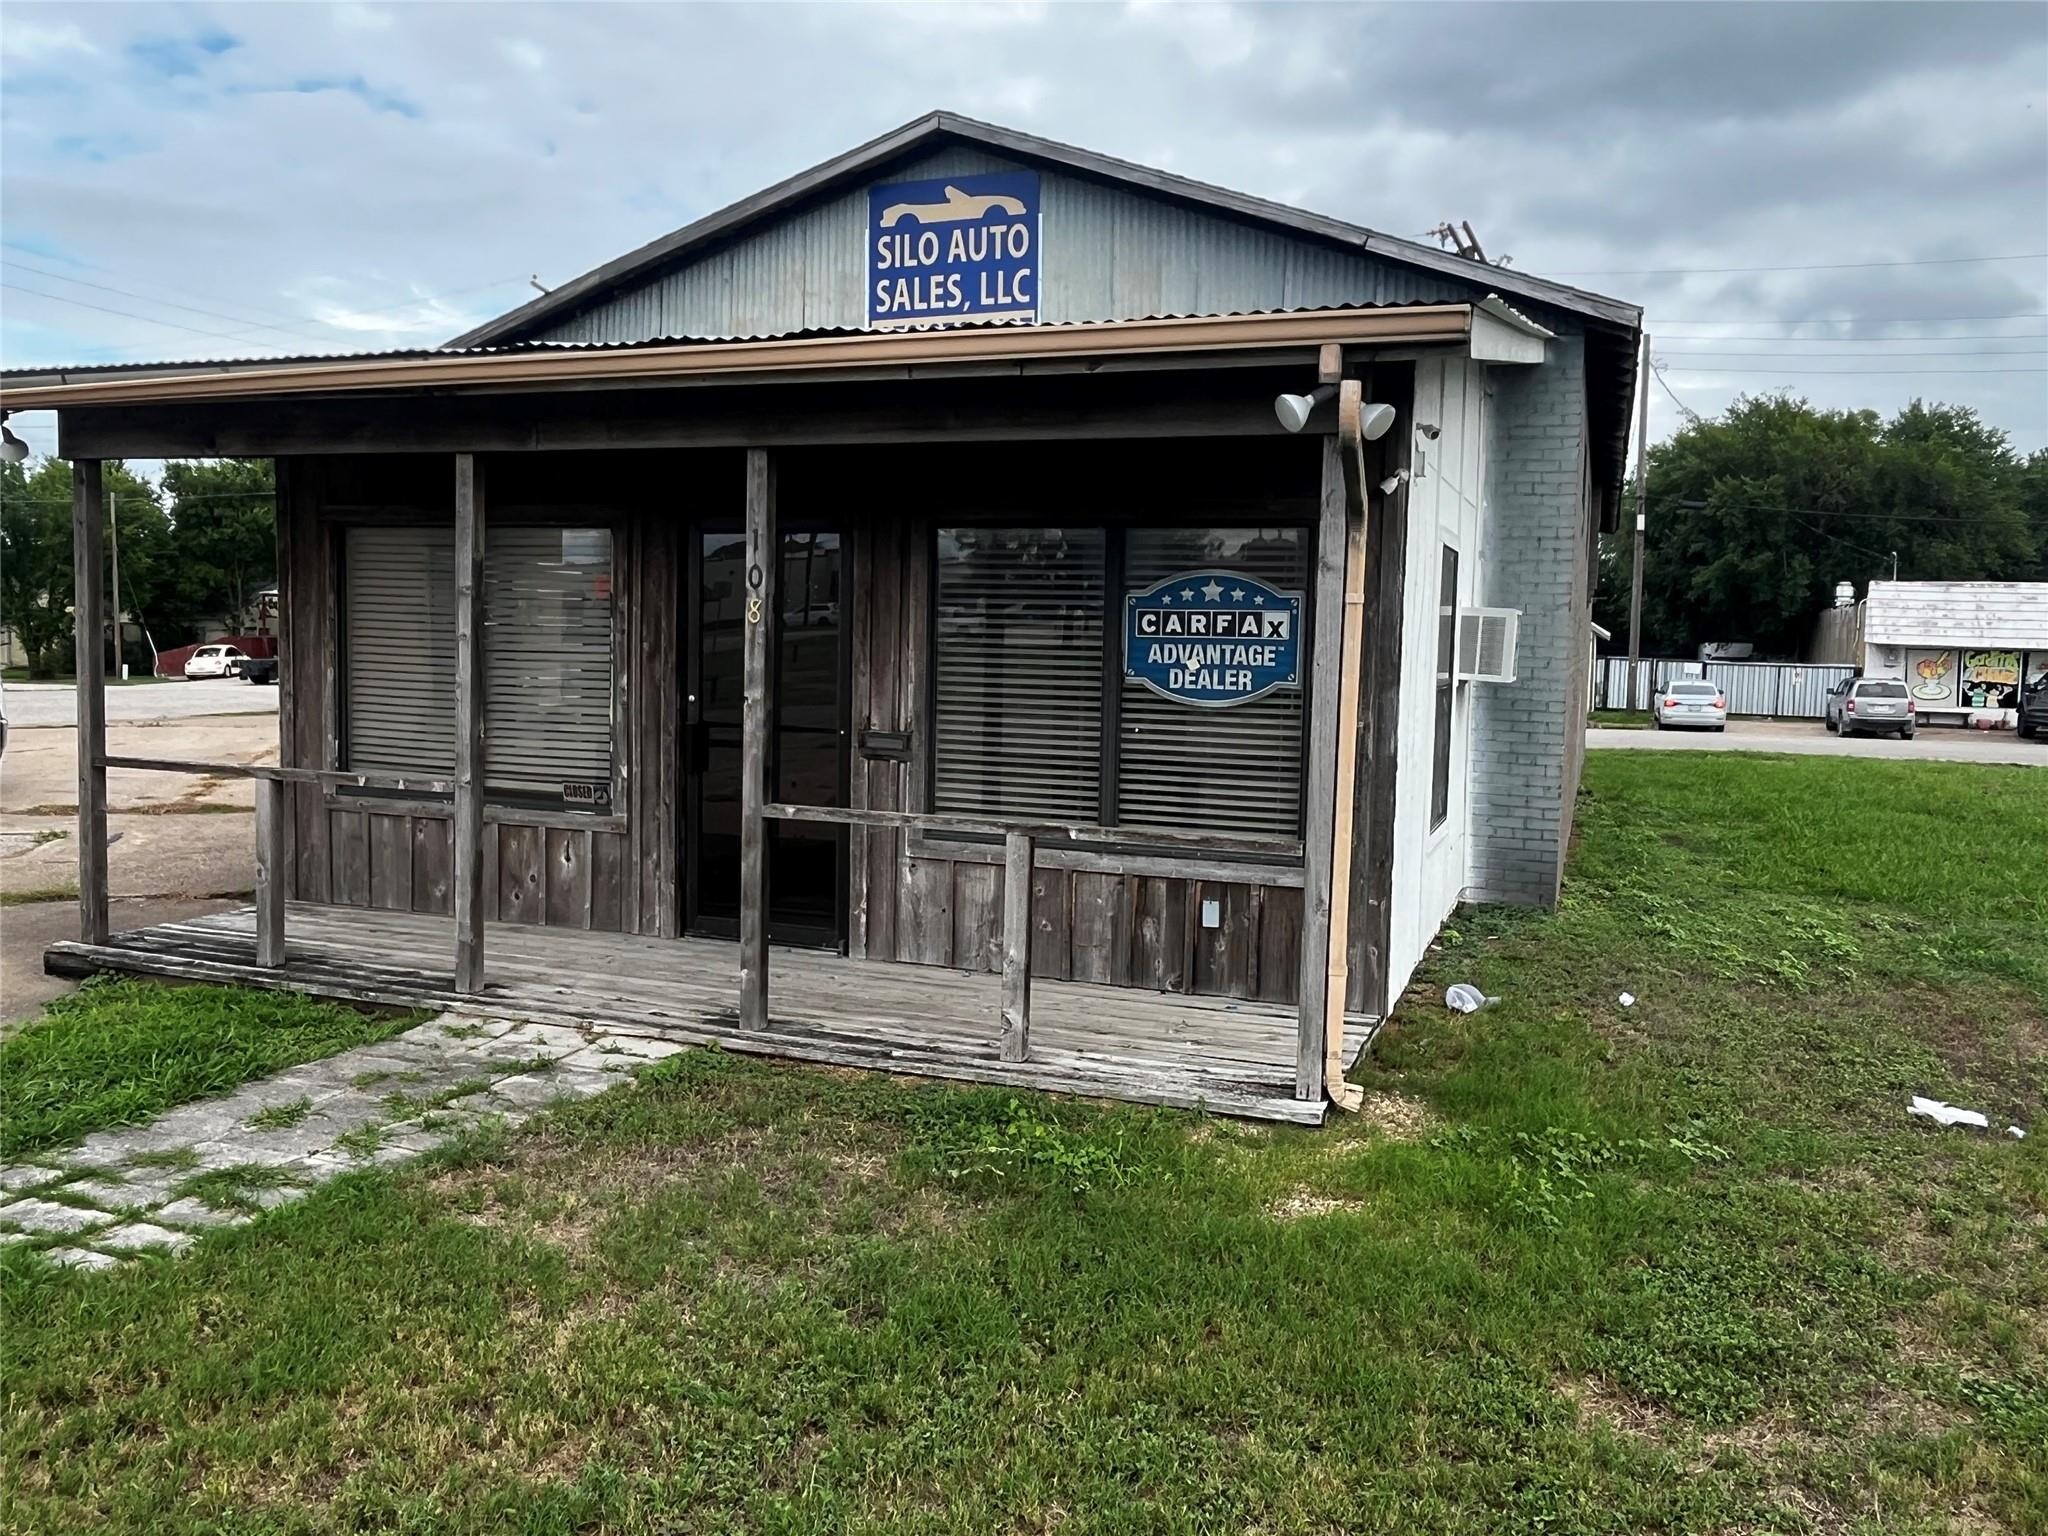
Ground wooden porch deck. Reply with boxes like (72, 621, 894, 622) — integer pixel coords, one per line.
(45, 904, 1365, 1125)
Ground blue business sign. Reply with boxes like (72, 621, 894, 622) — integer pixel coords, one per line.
(1124, 570, 1303, 708)
(867, 171, 1040, 330)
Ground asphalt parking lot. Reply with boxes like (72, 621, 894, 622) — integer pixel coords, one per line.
(1588, 717, 2045, 766)
(1, 684, 278, 1023)
(3, 676, 279, 728)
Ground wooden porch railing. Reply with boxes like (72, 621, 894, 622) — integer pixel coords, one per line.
(93, 756, 456, 971)
(756, 803, 1301, 1065)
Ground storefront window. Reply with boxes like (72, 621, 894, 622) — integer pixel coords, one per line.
(932, 528, 1106, 822)
(1119, 528, 1306, 836)
(931, 525, 1307, 840)
(341, 523, 617, 808)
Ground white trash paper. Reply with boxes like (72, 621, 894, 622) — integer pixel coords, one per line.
(1618, 992, 1637, 1008)
(1444, 983, 1500, 1014)
(1907, 1096, 1990, 1130)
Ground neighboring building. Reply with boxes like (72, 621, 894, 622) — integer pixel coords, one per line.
(2, 112, 1641, 1121)
(1858, 581, 2048, 728)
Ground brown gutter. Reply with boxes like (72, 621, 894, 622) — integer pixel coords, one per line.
(0, 306, 1475, 410)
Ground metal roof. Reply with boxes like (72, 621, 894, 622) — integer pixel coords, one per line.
(1865, 581, 2048, 651)
(0, 300, 1540, 394)
(449, 110, 1641, 351)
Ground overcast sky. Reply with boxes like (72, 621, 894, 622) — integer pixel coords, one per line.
(3, 1, 2044, 467)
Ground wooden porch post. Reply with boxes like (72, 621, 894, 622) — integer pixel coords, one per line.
(1297, 432, 1345, 1099)
(1000, 830, 1034, 1062)
(71, 459, 109, 945)
(452, 453, 487, 993)
(739, 448, 776, 1031)
(253, 776, 286, 966)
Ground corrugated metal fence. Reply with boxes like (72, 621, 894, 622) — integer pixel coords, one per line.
(1596, 658, 1854, 718)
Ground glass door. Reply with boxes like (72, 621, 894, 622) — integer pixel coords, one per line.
(684, 526, 847, 946)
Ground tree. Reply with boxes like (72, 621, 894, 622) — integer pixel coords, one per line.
(0, 457, 164, 677)
(161, 459, 275, 633)
(1593, 395, 2042, 657)
(2018, 449, 2048, 583)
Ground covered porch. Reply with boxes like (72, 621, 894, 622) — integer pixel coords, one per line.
(13, 306, 1454, 1126)
(45, 902, 1365, 1124)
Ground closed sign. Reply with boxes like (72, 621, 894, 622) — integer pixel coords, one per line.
(1124, 571, 1302, 707)
(868, 172, 1040, 330)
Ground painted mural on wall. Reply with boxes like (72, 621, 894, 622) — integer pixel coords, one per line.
(1123, 570, 1301, 707)
(867, 172, 1040, 330)
(1960, 649, 2021, 710)
(1906, 649, 1957, 707)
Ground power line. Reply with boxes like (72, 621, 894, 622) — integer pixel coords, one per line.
(1654, 331, 2048, 344)
(1654, 363, 2048, 375)
(1552, 251, 2047, 277)
(1, 244, 530, 332)
(1655, 311, 2048, 325)
(0, 282, 293, 350)
(1647, 360, 1701, 425)
(2, 259, 333, 347)
(1789, 514, 1895, 567)
(1657, 347, 2048, 360)
(1674, 499, 2027, 528)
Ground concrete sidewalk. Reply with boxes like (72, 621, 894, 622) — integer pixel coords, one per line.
(0, 1014, 686, 1271)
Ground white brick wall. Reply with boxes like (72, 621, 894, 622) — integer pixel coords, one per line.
(1466, 336, 1591, 906)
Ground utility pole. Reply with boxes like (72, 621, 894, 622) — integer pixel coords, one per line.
(106, 491, 125, 679)
(1627, 333, 1650, 690)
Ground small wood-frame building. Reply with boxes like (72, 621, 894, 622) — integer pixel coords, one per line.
(4, 114, 1642, 1123)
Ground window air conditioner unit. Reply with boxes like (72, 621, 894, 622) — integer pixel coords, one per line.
(1456, 608, 1520, 683)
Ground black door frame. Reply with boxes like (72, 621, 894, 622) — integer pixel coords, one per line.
(681, 517, 851, 949)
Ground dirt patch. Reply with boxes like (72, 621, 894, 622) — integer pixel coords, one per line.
(1349, 1091, 1440, 1141)
(1266, 1190, 1371, 1222)
(1562, 1376, 1681, 1442)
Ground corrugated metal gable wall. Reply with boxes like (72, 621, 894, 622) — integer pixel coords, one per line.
(533, 147, 1499, 345)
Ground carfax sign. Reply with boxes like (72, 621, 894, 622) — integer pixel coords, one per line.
(867, 171, 1040, 329)
(1124, 570, 1303, 708)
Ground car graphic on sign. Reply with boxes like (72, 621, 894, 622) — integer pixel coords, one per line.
(878, 184, 1029, 228)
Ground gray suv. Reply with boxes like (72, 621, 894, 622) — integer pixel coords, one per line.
(1825, 677, 1916, 739)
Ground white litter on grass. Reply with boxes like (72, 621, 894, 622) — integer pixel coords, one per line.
(1444, 984, 1499, 1014)
(1908, 1096, 1990, 1130)
(2008, 1126, 2027, 1140)
(1618, 993, 1637, 1008)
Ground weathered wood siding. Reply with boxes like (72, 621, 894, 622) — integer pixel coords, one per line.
(837, 438, 1316, 1005)
(277, 453, 683, 937)
(277, 440, 1340, 1002)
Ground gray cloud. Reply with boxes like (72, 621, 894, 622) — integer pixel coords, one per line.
(2, 0, 2043, 464)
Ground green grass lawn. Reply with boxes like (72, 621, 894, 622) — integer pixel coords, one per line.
(2, 753, 2042, 1534)
(0, 978, 423, 1159)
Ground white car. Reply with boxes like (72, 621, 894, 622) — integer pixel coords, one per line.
(1652, 678, 1728, 731)
(183, 644, 248, 680)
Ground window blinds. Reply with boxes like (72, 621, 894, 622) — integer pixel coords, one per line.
(343, 524, 457, 779)
(483, 527, 615, 798)
(341, 524, 614, 804)
(932, 527, 1106, 822)
(1119, 528, 1306, 837)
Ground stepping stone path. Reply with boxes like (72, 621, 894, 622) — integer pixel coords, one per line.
(0, 1016, 686, 1273)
